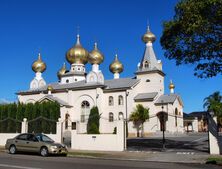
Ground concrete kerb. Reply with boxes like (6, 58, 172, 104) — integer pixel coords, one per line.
(0, 146, 210, 164)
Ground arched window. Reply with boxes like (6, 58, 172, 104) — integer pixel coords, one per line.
(118, 95, 124, 105)
(109, 96, 114, 106)
(175, 108, 178, 127)
(144, 61, 149, 68)
(65, 113, 70, 129)
(109, 112, 114, 122)
(118, 112, 124, 120)
(81, 101, 90, 123)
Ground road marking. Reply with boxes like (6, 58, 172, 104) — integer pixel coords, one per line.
(191, 137, 208, 143)
(0, 164, 42, 169)
(176, 152, 195, 155)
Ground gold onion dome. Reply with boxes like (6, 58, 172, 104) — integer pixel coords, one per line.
(47, 85, 53, 92)
(57, 63, 67, 79)
(169, 80, 175, 89)
(109, 54, 124, 74)
(88, 42, 104, 65)
(142, 26, 156, 43)
(32, 53, 46, 73)
(66, 34, 89, 65)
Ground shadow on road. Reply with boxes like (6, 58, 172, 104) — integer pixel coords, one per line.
(127, 138, 209, 153)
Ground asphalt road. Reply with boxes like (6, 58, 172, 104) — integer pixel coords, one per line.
(127, 133, 209, 153)
(0, 153, 220, 169)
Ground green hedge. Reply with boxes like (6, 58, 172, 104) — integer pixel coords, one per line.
(0, 102, 60, 133)
(87, 106, 100, 134)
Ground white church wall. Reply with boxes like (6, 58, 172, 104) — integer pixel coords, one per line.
(172, 99, 184, 133)
(18, 93, 44, 104)
(50, 92, 68, 103)
(135, 73, 164, 95)
(68, 89, 97, 133)
(100, 91, 126, 133)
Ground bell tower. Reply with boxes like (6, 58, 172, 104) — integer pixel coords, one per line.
(135, 26, 165, 94)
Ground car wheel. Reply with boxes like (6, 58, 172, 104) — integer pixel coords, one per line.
(40, 147, 48, 157)
(9, 145, 17, 154)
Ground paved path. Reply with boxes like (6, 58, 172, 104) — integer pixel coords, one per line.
(0, 153, 220, 169)
(127, 133, 209, 154)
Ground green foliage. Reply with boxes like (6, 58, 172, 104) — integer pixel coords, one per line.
(130, 104, 149, 137)
(87, 106, 100, 134)
(203, 91, 222, 125)
(130, 104, 149, 124)
(0, 101, 60, 133)
(160, 0, 222, 78)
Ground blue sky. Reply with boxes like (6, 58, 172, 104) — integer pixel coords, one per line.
(0, 0, 221, 113)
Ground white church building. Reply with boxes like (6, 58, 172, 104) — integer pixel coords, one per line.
(17, 27, 184, 137)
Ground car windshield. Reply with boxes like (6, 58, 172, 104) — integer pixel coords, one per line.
(36, 134, 54, 143)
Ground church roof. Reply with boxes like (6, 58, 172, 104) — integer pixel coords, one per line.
(17, 78, 139, 95)
(134, 92, 158, 102)
(140, 44, 158, 70)
(38, 95, 71, 107)
(104, 78, 139, 91)
(155, 94, 183, 106)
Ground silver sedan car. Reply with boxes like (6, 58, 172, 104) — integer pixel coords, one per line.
(5, 133, 68, 157)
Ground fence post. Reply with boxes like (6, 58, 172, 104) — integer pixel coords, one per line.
(56, 118, 63, 143)
(21, 118, 28, 133)
(117, 117, 125, 151)
(209, 116, 220, 154)
(193, 117, 198, 132)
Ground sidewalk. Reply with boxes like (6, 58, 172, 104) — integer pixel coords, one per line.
(67, 149, 210, 164)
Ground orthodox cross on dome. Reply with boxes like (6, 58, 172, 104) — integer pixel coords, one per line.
(77, 25, 80, 34)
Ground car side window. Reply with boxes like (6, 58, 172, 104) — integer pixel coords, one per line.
(16, 134, 28, 140)
(27, 134, 38, 142)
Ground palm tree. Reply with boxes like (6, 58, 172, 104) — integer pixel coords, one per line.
(129, 104, 149, 137)
(203, 91, 222, 125)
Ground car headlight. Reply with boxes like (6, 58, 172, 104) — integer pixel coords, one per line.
(51, 146, 58, 149)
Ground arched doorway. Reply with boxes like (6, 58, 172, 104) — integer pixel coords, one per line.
(157, 111, 168, 131)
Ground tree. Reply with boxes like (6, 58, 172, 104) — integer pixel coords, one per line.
(160, 0, 222, 78)
(203, 91, 222, 125)
(87, 106, 100, 134)
(129, 104, 149, 137)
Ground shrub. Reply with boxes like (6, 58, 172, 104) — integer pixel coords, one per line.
(87, 106, 100, 134)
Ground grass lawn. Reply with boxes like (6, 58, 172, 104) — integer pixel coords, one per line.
(206, 156, 222, 165)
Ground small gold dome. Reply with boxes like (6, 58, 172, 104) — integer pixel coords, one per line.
(47, 85, 53, 91)
(66, 34, 89, 65)
(109, 54, 124, 74)
(142, 26, 156, 43)
(32, 53, 46, 73)
(169, 80, 175, 89)
(88, 42, 104, 65)
(57, 63, 67, 79)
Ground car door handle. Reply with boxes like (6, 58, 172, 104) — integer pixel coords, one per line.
(15, 141, 18, 143)
(26, 142, 29, 144)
